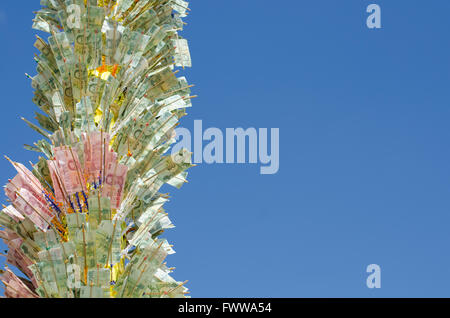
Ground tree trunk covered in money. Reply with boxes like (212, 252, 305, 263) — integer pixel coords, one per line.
(0, 0, 193, 298)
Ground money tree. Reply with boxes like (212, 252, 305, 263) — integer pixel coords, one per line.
(0, 0, 193, 298)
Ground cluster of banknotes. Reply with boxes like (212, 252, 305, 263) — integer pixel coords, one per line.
(0, 0, 192, 298)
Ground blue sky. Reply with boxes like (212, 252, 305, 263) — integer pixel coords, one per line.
(1, 0, 450, 297)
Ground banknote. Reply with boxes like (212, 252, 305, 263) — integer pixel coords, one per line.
(87, 193, 111, 228)
(103, 161, 128, 209)
(13, 188, 55, 232)
(172, 38, 191, 68)
(54, 146, 86, 194)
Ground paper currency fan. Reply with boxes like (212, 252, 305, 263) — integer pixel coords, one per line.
(0, 0, 194, 298)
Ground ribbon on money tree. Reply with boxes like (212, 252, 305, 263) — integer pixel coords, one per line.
(0, 0, 194, 298)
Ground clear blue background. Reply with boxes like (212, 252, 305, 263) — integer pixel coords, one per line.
(1, 0, 450, 297)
